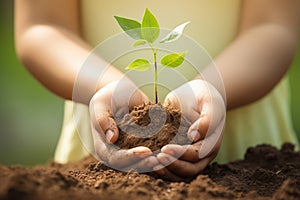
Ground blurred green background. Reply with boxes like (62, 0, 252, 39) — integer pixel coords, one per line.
(0, 1, 64, 166)
(0, 1, 299, 166)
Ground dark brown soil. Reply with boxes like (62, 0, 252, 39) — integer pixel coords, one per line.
(1, 143, 300, 200)
(115, 103, 191, 152)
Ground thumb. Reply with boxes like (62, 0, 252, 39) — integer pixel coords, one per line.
(187, 104, 211, 142)
(97, 114, 119, 143)
(90, 98, 119, 144)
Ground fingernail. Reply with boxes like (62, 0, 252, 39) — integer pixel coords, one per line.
(129, 147, 152, 158)
(190, 130, 200, 141)
(106, 130, 114, 142)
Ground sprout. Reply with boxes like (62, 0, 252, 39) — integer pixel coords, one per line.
(115, 8, 189, 103)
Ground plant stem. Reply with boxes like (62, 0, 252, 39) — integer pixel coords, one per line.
(153, 50, 158, 104)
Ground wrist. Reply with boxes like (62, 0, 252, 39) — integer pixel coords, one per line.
(95, 67, 125, 93)
(73, 63, 125, 105)
(191, 78, 227, 108)
(196, 64, 227, 107)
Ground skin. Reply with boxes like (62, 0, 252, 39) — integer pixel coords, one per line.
(15, 0, 300, 180)
(14, 0, 157, 172)
(156, 0, 300, 181)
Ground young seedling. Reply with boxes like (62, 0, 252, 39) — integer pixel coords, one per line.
(115, 8, 189, 103)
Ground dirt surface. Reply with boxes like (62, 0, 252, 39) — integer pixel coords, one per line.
(115, 103, 192, 152)
(1, 143, 300, 200)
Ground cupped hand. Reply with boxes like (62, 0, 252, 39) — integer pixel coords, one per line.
(89, 79, 159, 172)
(154, 79, 226, 181)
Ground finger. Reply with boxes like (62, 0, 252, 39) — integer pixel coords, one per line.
(160, 155, 213, 178)
(161, 144, 201, 163)
(187, 103, 211, 142)
(122, 156, 159, 173)
(92, 127, 153, 169)
(163, 92, 180, 109)
(153, 164, 185, 182)
(188, 95, 225, 143)
(97, 114, 119, 143)
(162, 138, 220, 163)
(128, 88, 149, 108)
(156, 152, 178, 167)
(92, 128, 117, 163)
(198, 124, 223, 159)
(89, 95, 119, 144)
(107, 146, 153, 169)
(111, 79, 149, 109)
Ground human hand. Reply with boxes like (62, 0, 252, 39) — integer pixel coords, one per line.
(89, 79, 159, 172)
(154, 79, 226, 181)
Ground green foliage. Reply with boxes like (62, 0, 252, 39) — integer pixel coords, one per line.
(114, 8, 189, 103)
(0, 1, 64, 165)
(125, 59, 151, 71)
(132, 39, 147, 48)
(159, 21, 190, 44)
(161, 52, 187, 68)
(141, 8, 160, 43)
(114, 16, 143, 40)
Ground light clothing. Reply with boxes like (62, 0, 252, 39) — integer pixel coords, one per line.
(54, 0, 299, 164)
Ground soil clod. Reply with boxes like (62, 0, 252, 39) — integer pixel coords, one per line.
(1, 143, 300, 200)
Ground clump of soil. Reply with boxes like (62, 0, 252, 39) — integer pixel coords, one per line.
(115, 102, 192, 152)
(1, 143, 300, 200)
(203, 143, 300, 198)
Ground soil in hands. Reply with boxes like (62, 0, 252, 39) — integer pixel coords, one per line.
(1, 143, 300, 200)
(115, 102, 192, 152)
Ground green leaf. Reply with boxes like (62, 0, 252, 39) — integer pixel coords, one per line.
(160, 21, 190, 43)
(160, 52, 186, 68)
(141, 8, 160, 43)
(114, 16, 143, 40)
(132, 39, 147, 48)
(125, 59, 151, 71)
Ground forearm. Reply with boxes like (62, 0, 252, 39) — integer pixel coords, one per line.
(15, 25, 123, 104)
(199, 0, 300, 110)
(209, 24, 298, 109)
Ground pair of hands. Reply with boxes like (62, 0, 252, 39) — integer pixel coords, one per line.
(89, 79, 226, 181)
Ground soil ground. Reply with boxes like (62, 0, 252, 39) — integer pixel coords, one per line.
(1, 143, 300, 200)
